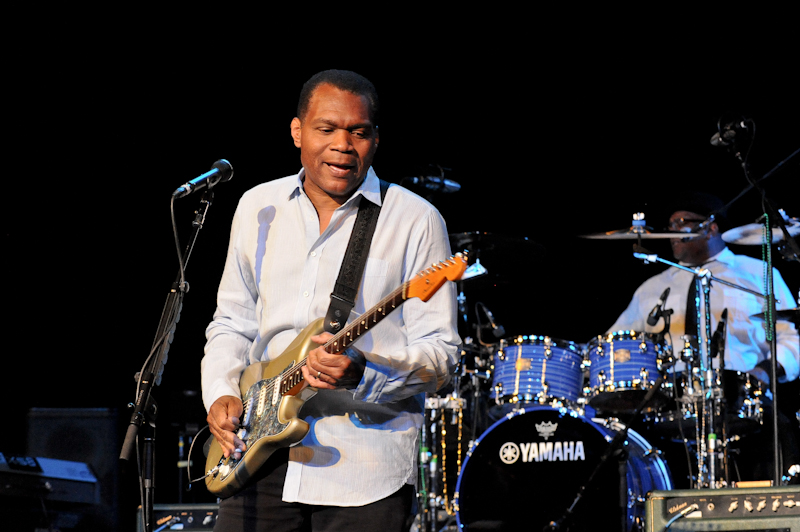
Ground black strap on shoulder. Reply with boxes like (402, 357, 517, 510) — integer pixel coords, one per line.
(323, 179, 390, 333)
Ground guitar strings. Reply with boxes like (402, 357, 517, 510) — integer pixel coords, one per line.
(323, 282, 408, 354)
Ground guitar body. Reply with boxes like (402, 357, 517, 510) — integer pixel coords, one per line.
(204, 318, 324, 498)
(202, 253, 467, 498)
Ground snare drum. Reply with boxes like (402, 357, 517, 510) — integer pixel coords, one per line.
(585, 330, 670, 414)
(454, 405, 672, 531)
(491, 335, 584, 406)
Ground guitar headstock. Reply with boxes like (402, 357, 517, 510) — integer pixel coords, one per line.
(406, 252, 469, 302)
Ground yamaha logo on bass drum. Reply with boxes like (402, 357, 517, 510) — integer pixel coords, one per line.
(498, 420, 587, 464)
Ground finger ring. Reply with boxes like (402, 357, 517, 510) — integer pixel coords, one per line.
(317, 371, 322, 379)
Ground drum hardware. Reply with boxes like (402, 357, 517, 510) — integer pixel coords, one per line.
(632, 247, 783, 488)
(418, 395, 465, 532)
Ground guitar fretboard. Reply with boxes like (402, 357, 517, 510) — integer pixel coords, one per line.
(278, 282, 409, 395)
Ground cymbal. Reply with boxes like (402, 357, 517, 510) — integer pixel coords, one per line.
(722, 220, 800, 245)
(750, 308, 799, 324)
(580, 227, 699, 240)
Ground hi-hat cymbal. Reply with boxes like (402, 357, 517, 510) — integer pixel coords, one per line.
(722, 220, 800, 245)
(580, 227, 699, 240)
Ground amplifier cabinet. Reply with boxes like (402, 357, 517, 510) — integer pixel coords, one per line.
(645, 486, 800, 531)
(137, 503, 219, 531)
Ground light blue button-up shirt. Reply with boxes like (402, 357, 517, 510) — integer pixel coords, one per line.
(202, 168, 461, 505)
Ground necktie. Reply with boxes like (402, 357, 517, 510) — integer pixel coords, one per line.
(685, 275, 699, 336)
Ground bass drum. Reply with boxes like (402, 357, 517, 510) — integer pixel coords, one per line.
(454, 405, 672, 532)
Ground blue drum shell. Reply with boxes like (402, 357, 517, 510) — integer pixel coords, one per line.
(491, 336, 583, 405)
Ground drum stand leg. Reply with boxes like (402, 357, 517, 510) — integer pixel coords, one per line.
(617, 450, 629, 532)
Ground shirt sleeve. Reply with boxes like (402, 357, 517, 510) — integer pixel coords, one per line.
(608, 283, 649, 333)
(201, 202, 260, 411)
(773, 271, 800, 382)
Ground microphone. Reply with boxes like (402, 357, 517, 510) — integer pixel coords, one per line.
(173, 159, 234, 198)
(480, 303, 505, 338)
(646, 287, 671, 326)
(710, 308, 728, 359)
(402, 175, 461, 193)
(710, 118, 751, 147)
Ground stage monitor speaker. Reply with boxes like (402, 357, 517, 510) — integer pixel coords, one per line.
(137, 503, 219, 531)
(26, 407, 122, 531)
(645, 486, 800, 531)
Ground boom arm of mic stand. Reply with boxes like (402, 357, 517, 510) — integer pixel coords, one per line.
(633, 253, 768, 299)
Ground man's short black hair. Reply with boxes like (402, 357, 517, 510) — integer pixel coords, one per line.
(297, 69, 380, 125)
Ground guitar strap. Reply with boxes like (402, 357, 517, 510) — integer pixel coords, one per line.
(323, 179, 390, 333)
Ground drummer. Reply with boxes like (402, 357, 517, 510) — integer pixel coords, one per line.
(607, 191, 799, 481)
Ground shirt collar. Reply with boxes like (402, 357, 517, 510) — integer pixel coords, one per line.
(289, 167, 381, 207)
(677, 247, 732, 268)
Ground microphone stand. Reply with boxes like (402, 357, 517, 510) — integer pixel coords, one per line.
(120, 189, 216, 532)
(717, 134, 799, 485)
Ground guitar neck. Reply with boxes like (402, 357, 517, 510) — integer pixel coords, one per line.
(278, 283, 408, 396)
(277, 253, 466, 397)
(324, 282, 408, 354)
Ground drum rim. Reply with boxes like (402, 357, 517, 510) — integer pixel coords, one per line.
(499, 334, 581, 351)
(586, 329, 666, 347)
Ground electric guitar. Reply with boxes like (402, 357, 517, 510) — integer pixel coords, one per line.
(204, 252, 468, 498)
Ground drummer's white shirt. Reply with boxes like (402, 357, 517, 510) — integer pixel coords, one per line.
(608, 248, 799, 382)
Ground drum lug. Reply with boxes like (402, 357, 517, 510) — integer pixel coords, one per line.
(594, 335, 605, 357)
(497, 348, 505, 362)
(543, 336, 553, 358)
(639, 341, 647, 353)
(640, 367, 649, 383)
(644, 446, 663, 458)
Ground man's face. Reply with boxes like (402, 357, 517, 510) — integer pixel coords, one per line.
(291, 83, 379, 203)
(669, 210, 712, 264)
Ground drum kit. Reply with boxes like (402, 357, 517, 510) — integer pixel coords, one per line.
(414, 214, 800, 532)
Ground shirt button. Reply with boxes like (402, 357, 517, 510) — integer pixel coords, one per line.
(303, 291, 309, 297)
(310, 251, 317, 257)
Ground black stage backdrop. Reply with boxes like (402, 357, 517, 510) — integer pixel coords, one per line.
(3, 14, 798, 530)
